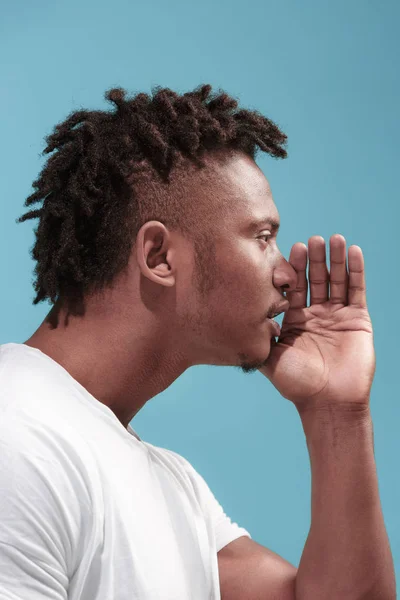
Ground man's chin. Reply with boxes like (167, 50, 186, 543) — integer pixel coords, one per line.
(236, 343, 273, 374)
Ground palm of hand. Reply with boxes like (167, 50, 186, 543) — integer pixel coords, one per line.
(259, 235, 376, 413)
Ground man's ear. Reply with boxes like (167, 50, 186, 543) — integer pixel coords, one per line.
(135, 221, 176, 288)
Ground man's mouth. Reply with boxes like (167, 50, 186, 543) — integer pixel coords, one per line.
(266, 300, 290, 320)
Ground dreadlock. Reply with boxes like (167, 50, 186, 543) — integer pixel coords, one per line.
(17, 83, 287, 316)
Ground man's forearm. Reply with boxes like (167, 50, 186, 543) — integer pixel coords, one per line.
(295, 405, 396, 600)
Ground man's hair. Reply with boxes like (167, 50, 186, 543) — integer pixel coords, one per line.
(17, 83, 287, 315)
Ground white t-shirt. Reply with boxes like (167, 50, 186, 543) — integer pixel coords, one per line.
(0, 342, 250, 599)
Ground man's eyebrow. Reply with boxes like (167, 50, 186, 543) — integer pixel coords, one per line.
(248, 217, 280, 232)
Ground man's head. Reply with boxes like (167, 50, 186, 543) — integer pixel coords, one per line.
(18, 84, 297, 374)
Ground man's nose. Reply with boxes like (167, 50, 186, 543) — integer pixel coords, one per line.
(273, 257, 298, 294)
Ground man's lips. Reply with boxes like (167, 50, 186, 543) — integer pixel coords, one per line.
(267, 300, 290, 320)
(267, 318, 281, 337)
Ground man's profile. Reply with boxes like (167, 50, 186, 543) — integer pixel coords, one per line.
(0, 84, 395, 599)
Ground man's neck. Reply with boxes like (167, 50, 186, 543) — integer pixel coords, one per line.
(24, 303, 190, 429)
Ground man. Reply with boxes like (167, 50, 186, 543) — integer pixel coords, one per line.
(0, 84, 395, 599)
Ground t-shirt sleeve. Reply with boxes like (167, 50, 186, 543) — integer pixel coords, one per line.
(198, 470, 252, 552)
(0, 439, 85, 599)
(168, 450, 252, 553)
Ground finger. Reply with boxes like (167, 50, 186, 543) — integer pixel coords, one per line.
(308, 236, 329, 305)
(348, 245, 367, 307)
(286, 242, 308, 309)
(329, 234, 348, 305)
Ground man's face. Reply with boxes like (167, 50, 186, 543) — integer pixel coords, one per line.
(180, 153, 297, 374)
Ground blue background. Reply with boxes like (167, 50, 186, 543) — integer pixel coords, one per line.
(1, 0, 399, 580)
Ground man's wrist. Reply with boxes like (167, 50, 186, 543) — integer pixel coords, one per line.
(297, 400, 372, 440)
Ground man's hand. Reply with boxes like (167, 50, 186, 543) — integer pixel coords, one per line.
(259, 234, 375, 414)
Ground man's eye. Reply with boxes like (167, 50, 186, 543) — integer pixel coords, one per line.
(259, 233, 272, 243)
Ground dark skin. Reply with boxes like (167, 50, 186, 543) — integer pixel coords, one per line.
(25, 152, 298, 428)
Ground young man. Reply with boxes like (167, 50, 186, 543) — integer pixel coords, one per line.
(0, 84, 395, 599)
